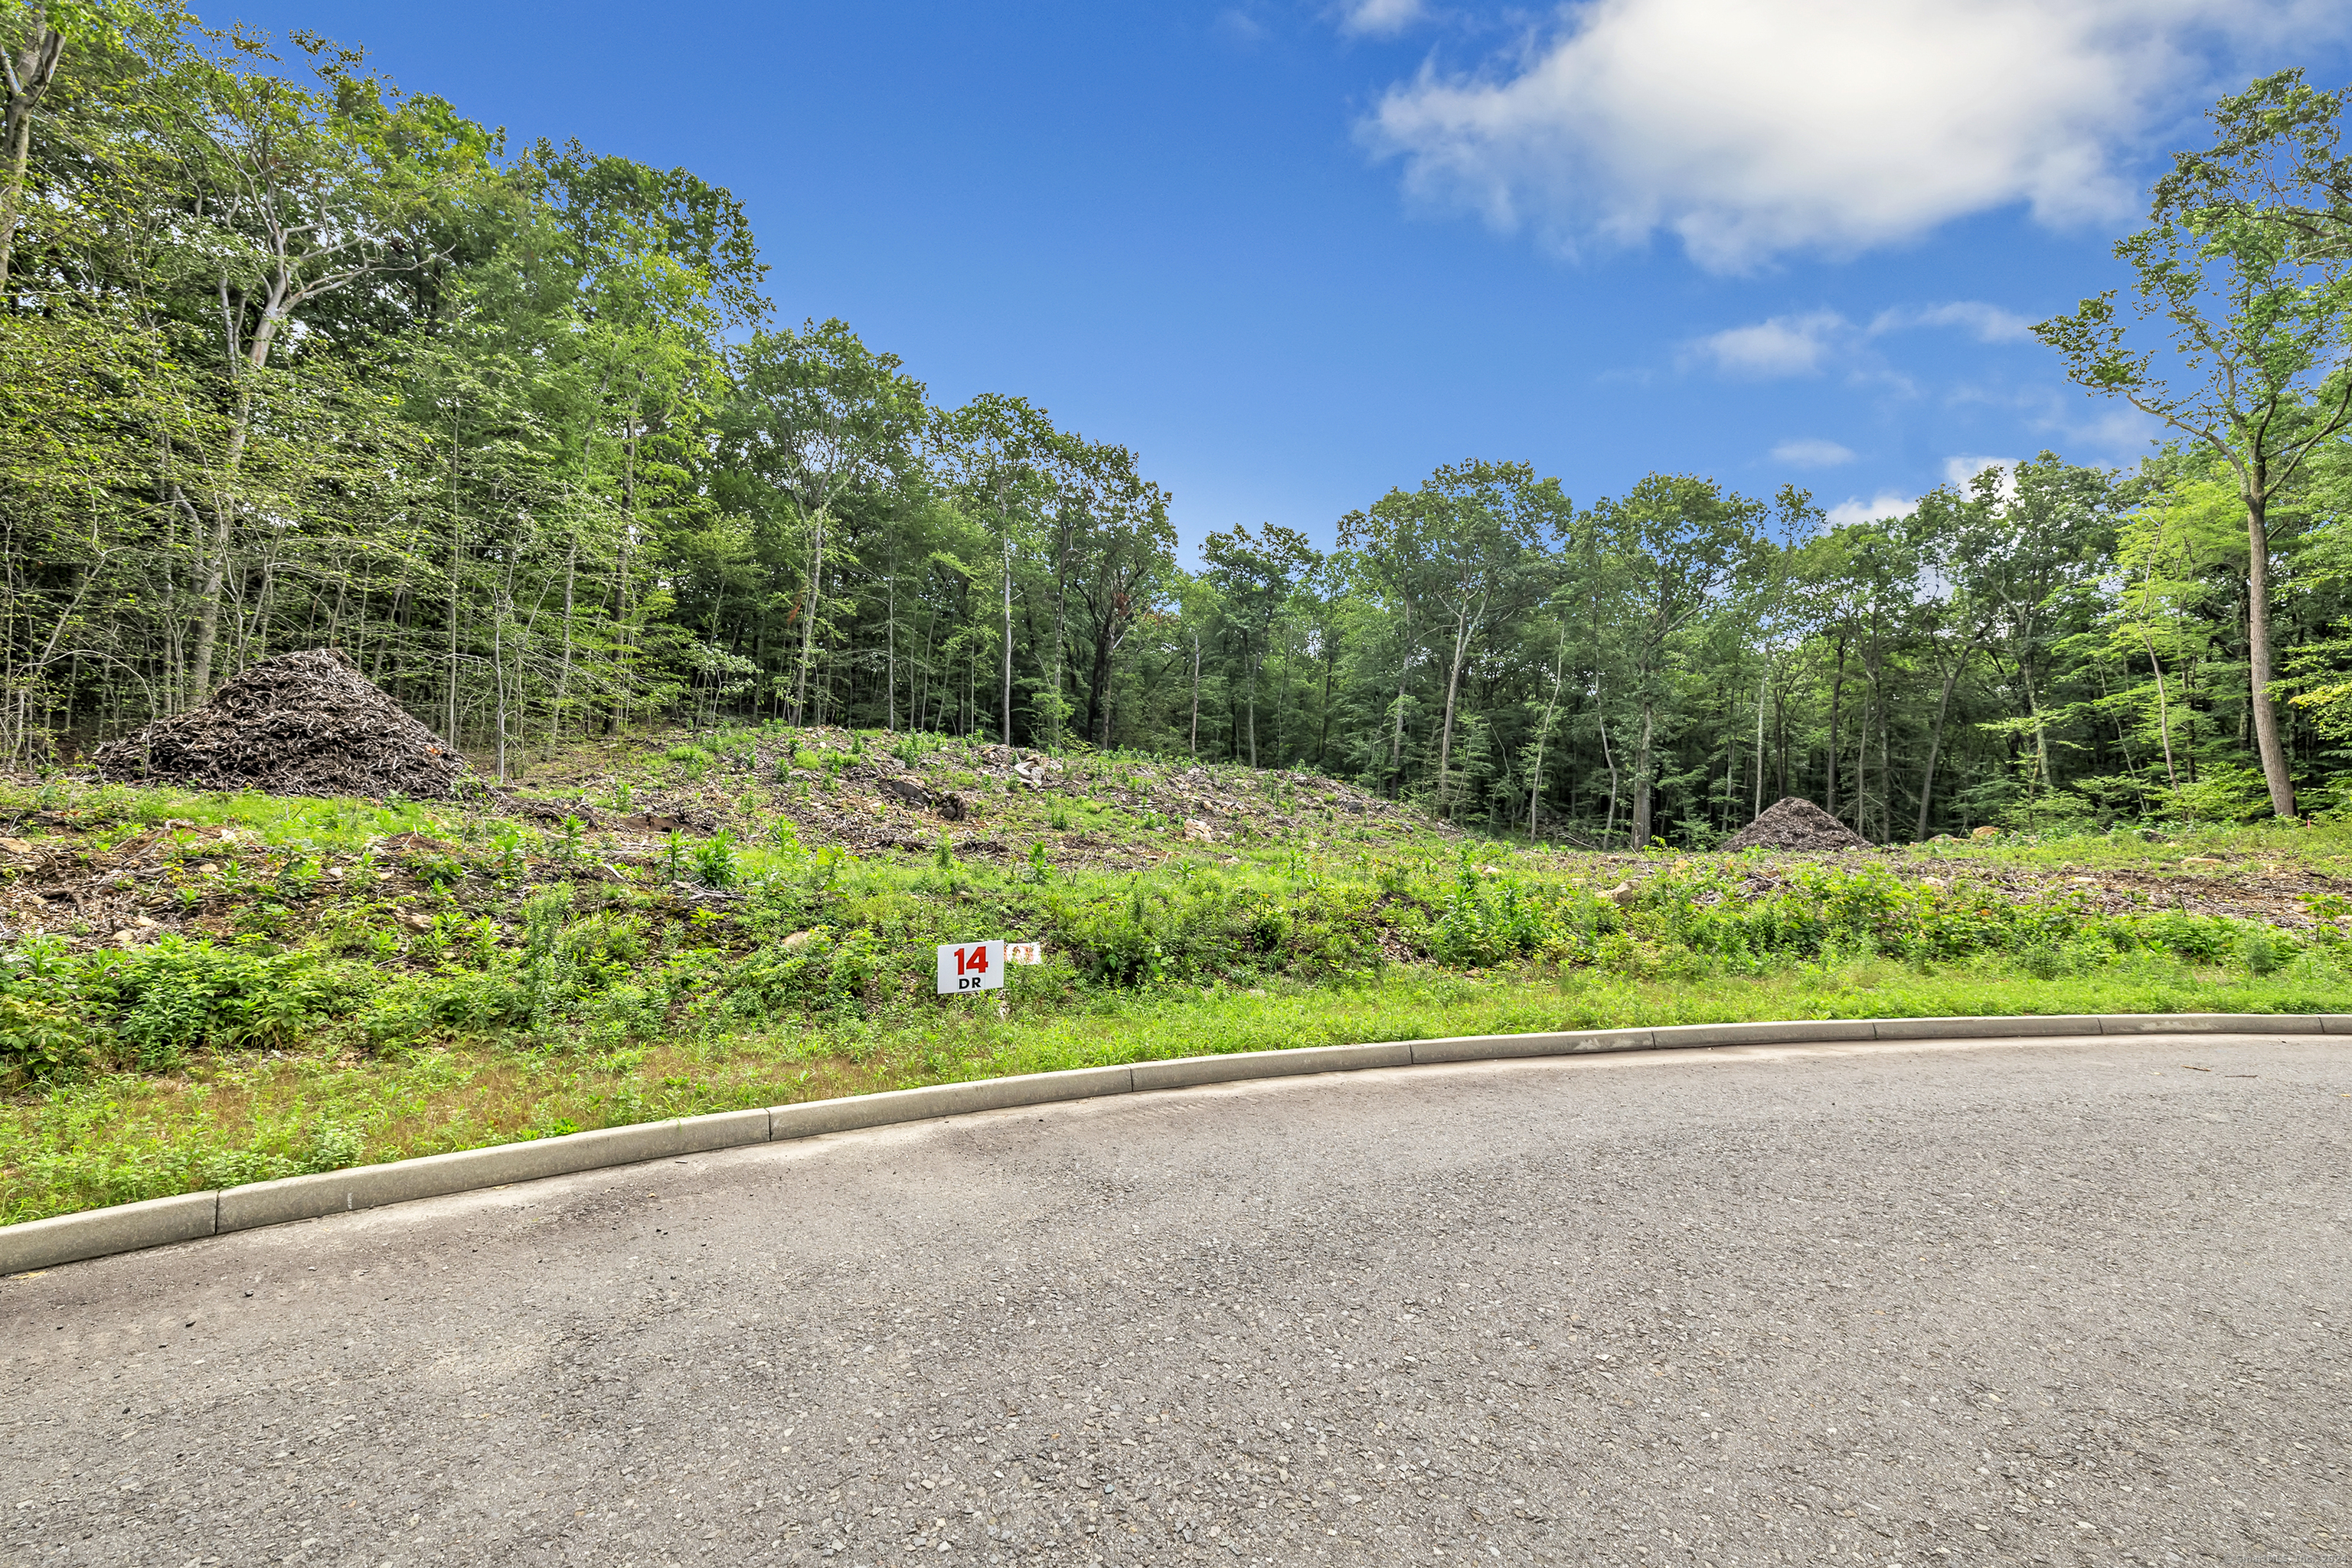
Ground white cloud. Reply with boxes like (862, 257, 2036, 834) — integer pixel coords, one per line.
(1687, 310, 1846, 377)
(1358, 0, 2343, 270)
(1943, 454, 2020, 498)
(1872, 301, 2036, 342)
(1337, 0, 1425, 36)
(1772, 437, 1857, 467)
(1826, 490, 1915, 528)
(1214, 8, 1269, 44)
(1688, 297, 2034, 381)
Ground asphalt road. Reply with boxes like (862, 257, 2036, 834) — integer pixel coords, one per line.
(3, 1033, 2347, 1568)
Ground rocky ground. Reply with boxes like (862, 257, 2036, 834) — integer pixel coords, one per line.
(3, 726, 2344, 955)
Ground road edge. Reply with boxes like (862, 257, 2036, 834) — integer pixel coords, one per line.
(6, 1011, 2344, 1275)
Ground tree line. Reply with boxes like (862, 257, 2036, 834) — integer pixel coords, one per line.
(5, 5, 2352, 841)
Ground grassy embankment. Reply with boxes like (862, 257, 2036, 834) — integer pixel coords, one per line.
(4, 724, 2349, 1223)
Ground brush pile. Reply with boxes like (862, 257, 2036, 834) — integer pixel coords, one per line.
(1723, 795, 1870, 851)
(92, 649, 475, 799)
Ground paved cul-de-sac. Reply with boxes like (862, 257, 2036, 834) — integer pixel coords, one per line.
(2, 1032, 2346, 1566)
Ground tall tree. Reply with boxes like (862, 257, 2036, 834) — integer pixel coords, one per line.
(1586, 474, 1762, 846)
(2037, 73, 2352, 817)
(720, 319, 926, 724)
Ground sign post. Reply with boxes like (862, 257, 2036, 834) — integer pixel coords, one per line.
(936, 940, 1004, 995)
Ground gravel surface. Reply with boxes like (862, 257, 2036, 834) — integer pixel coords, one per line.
(3, 1034, 2347, 1567)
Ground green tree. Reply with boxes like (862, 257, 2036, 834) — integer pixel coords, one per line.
(2037, 74, 2352, 817)
(1585, 474, 1762, 846)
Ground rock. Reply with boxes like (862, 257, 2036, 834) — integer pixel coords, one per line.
(0, 838, 28, 854)
(1918, 877, 1947, 890)
(1970, 825, 2001, 840)
(879, 776, 931, 807)
(2182, 856, 2223, 866)
(1013, 757, 1057, 789)
(2069, 876, 2096, 886)
(782, 929, 817, 952)
(1181, 818, 1217, 842)
(937, 792, 966, 822)
(1602, 881, 1635, 906)
(394, 911, 435, 933)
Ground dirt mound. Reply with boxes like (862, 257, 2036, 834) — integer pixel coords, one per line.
(92, 649, 475, 799)
(1724, 795, 1870, 851)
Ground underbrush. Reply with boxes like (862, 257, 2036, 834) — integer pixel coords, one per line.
(3, 948, 2339, 1224)
(4, 841, 2337, 1089)
(4, 757, 2351, 1225)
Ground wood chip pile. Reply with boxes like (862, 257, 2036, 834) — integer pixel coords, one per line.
(92, 649, 475, 799)
(1723, 795, 1870, 851)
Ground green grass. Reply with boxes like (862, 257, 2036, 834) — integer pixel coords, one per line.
(5, 729, 2351, 1226)
(3, 949, 2338, 1225)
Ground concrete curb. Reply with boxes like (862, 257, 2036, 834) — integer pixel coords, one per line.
(5, 1011, 2343, 1276)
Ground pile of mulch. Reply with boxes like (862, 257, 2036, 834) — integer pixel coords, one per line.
(1723, 795, 1870, 851)
(91, 649, 476, 799)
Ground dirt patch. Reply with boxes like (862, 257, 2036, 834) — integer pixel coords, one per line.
(1724, 795, 1870, 851)
(92, 650, 475, 800)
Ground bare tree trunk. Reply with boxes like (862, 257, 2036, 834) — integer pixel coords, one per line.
(1720, 686, 1739, 835)
(792, 507, 824, 724)
(1596, 696, 1621, 848)
(445, 404, 462, 744)
(2020, 661, 2050, 795)
(1188, 632, 1201, 759)
(2244, 492, 2295, 817)
(1878, 698, 1893, 844)
(1433, 608, 1479, 818)
(1048, 514, 1073, 750)
(1245, 631, 1259, 769)
(1914, 642, 1974, 841)
(0, 21, 65, 293)
(999, 503, 1012, 746)
(1851, 688, 1869, 835)
(1752, 665, 1767, 820)
(1628, 701, 1655, 846)
(1529, 622, 1568, 837)
(492, 590, 508, 784)
(1824, 635, 1847, 817)
(2141, 625, 2178, 792)
(553, 535, 576, 750)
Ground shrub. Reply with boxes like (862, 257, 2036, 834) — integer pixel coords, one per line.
(90, 936, 351, 1065)
(2240, 928, 2296, 977)
(0, 994, 90, 1080)
(2165, 764, 2272, 825)
(694, 829, 740, 888)
(404, 848, 468, 890)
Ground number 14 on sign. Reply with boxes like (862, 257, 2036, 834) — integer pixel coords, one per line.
(937, 941, 1002, 993)
(936, 940, 1042, 994)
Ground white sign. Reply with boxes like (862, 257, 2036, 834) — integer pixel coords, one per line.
(1006, 942, 1044, 965)
(937, 940, 1004, 994)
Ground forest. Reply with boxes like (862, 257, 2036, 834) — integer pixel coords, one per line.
(8, 3, 2352, 846)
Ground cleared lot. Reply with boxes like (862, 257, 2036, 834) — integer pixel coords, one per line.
(2, 1033, 2345, 1566)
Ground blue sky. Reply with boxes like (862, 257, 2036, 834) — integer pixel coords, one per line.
(238, 0, 2352, 553)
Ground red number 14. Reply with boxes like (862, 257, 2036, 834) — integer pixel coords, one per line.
(957, 946, 989, 975)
